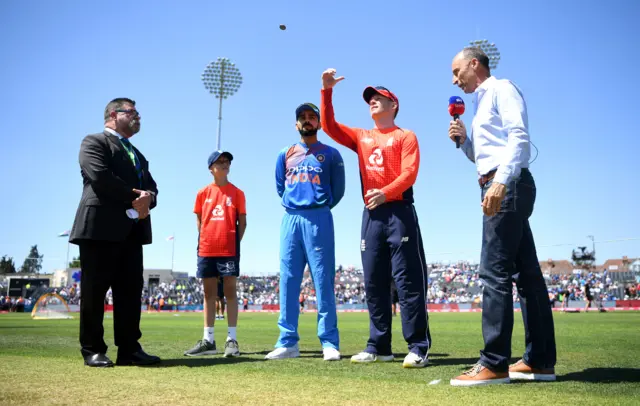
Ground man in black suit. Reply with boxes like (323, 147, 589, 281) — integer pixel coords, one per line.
(70, 97, 161, 367)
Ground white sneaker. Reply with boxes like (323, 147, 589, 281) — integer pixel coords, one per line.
(402, 352, 428, 368)
(224, 338, 240, 358)
(323, 347, 341, 361)
(350, 352, 394, 363)
(265, 345, 300, 360)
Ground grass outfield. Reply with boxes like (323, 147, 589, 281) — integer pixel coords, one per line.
(1, 311, 639, 405)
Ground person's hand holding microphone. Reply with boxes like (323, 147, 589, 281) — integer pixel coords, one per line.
(447, 96, 505, 216)
(448, 96, 467, 147)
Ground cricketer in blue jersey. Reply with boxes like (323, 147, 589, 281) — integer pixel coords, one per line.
(265, 102, 346, 362)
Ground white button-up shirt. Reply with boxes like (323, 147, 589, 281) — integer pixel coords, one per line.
(104, 127, 124, 139)
(461, 76, 531, 185)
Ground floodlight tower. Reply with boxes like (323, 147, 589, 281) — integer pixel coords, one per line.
(201, 57, 243, 150)
(469, 39, 501, 70)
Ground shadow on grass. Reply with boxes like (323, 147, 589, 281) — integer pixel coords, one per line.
(137, 356, 267, 368)
(428, 358, 479, 367)
(238, 351, 452, 360)
(558, 368, 640, 383)
(239, 350, 337, 359)
(119, 352, 484, 366)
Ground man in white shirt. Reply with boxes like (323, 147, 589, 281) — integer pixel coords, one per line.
(448, 47, 556, 386)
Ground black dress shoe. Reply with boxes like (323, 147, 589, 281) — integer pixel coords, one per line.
(84, 353, 114, 368)
(116, 349, 161, 366)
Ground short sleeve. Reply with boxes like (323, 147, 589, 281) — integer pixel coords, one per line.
(194, 189, 204, 214)
(237, 189, 247, 215)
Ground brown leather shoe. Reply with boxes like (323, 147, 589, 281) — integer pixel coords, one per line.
(509, 359, 556, 381)
(450, 363, 510, 386)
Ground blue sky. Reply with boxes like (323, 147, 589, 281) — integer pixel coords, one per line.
(1, 0, 638, 276)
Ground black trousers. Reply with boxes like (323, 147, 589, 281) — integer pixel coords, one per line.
(79, 236, 143, 358)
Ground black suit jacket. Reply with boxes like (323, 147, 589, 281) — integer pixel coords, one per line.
(70, 131, 158, 245)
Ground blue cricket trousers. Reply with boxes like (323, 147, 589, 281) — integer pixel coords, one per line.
(276, 206, 339, 349)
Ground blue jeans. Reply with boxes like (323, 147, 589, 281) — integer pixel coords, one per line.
(479, 169, 557, 372)
(276, 206, 339, 350)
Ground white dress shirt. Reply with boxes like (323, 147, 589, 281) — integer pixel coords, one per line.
(461, 76, 531, 185)
(104, 127, 124, 139)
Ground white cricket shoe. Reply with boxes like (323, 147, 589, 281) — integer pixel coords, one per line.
(350, 352, 394, 363)
(402, 352, 428, 368)
(323, 347, 341, 361)
(265, 345, 300, 360)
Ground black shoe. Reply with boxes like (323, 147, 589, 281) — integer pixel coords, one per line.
(84, 353, 114, 368)
(116, 349, 161, 366)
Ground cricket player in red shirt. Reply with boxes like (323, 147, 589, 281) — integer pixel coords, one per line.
(320, 69, 431, 368)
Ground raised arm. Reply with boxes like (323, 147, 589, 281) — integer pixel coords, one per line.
(321, 89, 359, 152)
(320, 69, 359, 152)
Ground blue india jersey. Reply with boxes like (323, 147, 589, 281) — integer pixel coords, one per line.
(275, 141, 345, 210)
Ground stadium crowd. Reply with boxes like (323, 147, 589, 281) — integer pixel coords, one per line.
(2, 262, 639, 311)
(121, 262, 640, 309)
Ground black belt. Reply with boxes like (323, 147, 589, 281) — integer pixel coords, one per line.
(478, 168, 530, 187)
(478, 169, 497, 187)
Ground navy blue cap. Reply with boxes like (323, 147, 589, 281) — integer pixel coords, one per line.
(207, 150, 234, 168)
(363, 86, 400, 117)
(295, 102, 320, 120)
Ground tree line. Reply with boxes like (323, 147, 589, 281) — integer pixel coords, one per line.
(0, 245, 81, 274)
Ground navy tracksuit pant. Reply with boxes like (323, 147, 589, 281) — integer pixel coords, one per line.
(360, 201, 431, 357)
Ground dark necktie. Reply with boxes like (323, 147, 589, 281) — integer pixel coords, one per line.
(119, 137, 143, 187)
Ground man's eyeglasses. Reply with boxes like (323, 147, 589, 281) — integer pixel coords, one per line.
(115, 109, 140, 117)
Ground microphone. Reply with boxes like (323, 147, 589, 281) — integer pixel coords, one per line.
(448, 96, 466, 148)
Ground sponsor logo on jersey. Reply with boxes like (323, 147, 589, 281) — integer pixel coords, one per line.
(366, 148, 384, 172)
(286, 165, 323, 175)
(211, 204, 225, 221)
(287, 164, 323, 185)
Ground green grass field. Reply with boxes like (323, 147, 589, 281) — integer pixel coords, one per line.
(1, 311, 639, 405)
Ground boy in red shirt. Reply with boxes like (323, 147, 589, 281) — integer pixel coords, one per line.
(320, 68, 431, 368)
(184, 150, 247, 358)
